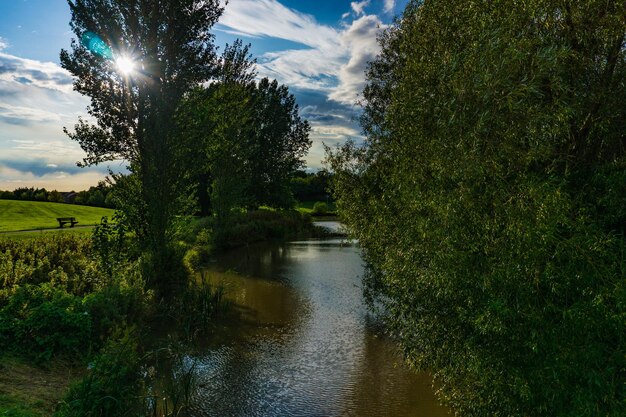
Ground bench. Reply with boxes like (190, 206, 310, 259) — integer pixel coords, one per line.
(57, 217, 79, 228)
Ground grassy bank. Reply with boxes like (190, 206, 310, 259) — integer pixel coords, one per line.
(296, 200, 337, 217)
(0, 200, 114, 232)
(0, 355, 82, 417)
(0, 208, 322, 415)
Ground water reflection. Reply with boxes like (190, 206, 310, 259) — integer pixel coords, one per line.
(176, 236, 450, 417)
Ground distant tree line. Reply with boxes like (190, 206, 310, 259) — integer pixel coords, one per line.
(0, 182, 115, 208)
(0, 166, 329, 212)
(290, 170, 333, 202)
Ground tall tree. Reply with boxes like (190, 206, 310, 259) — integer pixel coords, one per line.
(328, 1, 626, 416)
(183, 40, 257, 217)
(61, 0, 223, 294)
(177, 42, 311, 216)
(246, 78, 311, 209)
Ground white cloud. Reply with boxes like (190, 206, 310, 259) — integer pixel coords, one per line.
(0, 163, 108, 191)
(219, 0, 339, 50)
(257, 48, 343, 92)
(219, 0, 387, 105)
(305, 123, 364, 169)
(0, 37, 8, 51)
(0, 52, 76, 94)
(351, 1, 370, 16)
(0, 103, 62, 125)
(0, 51, 106, 190)
(329, 15, 385, 104)
(384, 0, 395, 13)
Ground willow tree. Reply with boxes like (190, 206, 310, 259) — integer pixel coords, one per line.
(61, 0, 223, 294)
(328, 1, 625, 416)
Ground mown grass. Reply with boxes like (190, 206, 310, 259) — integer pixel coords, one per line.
(296, 200, 337, 216)
(0, 355, 82, 417)
(0, 200, 114, 232)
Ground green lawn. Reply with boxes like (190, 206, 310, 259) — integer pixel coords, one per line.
(0, 200, 115, 232)
(296, 200, 337, 215)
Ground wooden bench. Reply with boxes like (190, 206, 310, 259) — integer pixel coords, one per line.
(57, 217, 79, 228)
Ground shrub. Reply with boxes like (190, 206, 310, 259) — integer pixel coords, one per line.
(0, 235, 104, 295)
(0, 285, 91, 361)
(55, 329, 143, 417)
(311, 201, 328, 215)
(212, 209, 315, 249)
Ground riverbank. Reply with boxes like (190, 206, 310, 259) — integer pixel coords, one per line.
(0, 209, 334, 416)
(0, 355, 82, 416)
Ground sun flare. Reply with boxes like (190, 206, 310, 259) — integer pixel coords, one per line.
(115, 56, 135, 75)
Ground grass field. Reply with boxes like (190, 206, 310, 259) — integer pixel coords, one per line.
(296, 200, 337, 215)
(0, 200, 115, 233)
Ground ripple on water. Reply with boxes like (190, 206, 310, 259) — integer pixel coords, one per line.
(165, 239, 451, 417)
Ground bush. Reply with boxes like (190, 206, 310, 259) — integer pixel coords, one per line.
(0, 285, 91, 361)
(311, 201, 328, 215)
(0, 235, 104, 295)
(55, 330, 143, 417)
(82, 280, 146, 345)
(212, 209, 315, 248)
(0, 229, 147, 361)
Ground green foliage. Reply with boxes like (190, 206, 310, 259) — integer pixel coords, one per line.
(82, 279, 147, 346)
(0, 234, 104, 294)
(167, 276, 228, 342)
(182, 228, 213, 272)
(0, 284, 91, 362)
(91, 215, 131, 279)
(327, 1, 626, 416)
(0, 234, 146, 361)
(0, 399, 41, 417)
(177, 42, 311, 218)
(0, 183, 116, 208)
(246, 78, 312, 208)
(311, 201, 328, 216)
(290, 169, 333, 202)
(211, 209, 316, 249)
(55, 330, 143, 417)
(61, 0, 224, 294)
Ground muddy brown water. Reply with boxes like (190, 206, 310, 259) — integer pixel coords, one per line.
(162, 222, 450, 417)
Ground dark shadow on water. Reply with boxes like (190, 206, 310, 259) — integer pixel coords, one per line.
(151, 237, 451, 417)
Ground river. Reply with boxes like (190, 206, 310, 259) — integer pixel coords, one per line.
(161, 221, 450, 416)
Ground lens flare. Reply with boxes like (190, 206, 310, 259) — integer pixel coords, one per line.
(115, 56, 135, 75)
(81, 32, 113, 60)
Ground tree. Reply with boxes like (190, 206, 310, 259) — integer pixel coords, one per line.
(290, 169, 333, 202)
(178, 40, 257, 217)
(61, 0, 223, 294)
(177, 42, 311, 217)
(48, 190, 64, 203)
(327, 1, 626, 416)
(246, 78, 311, 209)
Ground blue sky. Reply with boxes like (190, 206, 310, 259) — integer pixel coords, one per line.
(0, 0, 406, 190)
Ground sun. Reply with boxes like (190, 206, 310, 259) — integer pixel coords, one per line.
(115, 56, 136, 75)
